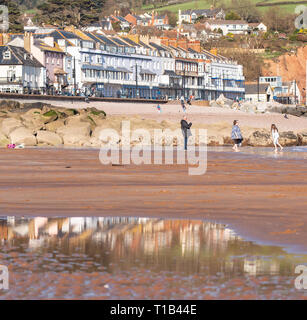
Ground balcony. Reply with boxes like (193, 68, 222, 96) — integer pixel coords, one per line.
(0, 77, 23, 85)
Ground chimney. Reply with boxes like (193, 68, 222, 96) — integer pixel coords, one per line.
(24, 32, 33, 53)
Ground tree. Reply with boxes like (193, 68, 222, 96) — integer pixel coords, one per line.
(221, 50, 262, 81)
(162, 10, 177, 28)
(228, 0, 260, 22)
(225, 11, 241, 20)
(262, 7, 295, 33)
(36, 0, 106, 27)
(112, 21, 121, 32)
(208, 0, 222, 8)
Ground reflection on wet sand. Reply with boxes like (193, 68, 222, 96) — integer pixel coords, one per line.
(0, 216, 306, 299)
(0, 216, 304, 274)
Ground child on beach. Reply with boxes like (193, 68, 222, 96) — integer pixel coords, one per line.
(271, 124, 283, 152)
(180, 96, 186, 113)
(231, 120, 243, 152)
(156, 104, 162, 114)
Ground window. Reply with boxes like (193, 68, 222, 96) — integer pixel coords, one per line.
(3, 50, 11, 59)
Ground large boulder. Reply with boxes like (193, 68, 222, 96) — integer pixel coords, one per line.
(37, 130, 63, 146)
(255, 102, 268, 113)
(56, 122, 91, 146)
(239, 103, 257, 113)
(65, 114, 88, 126)
(266, 105, 287, 114)
(0, 100, 21, 110)
(86, 107, 106, 119)
(207, 135, 224, 146)
(65, 112, 105, 130)
(23, 102, 48, 111)
(0, 132, 9, 146)
(56, 108, 79, 118)
(298, 131, 307, 145)
(21, 108, 45, 133)
(1, 118, 23, 136)
(285, 106, 304, 117)
(209, 101, 221, 108)
(87, 137, 104, 147)
(216, 94, 233, 108)
(0, 110, 9, 118)
(9, 127, 37, 146)
(247, 130, 271, 147)
(41, 109, 58, 124)
(279, 131, 298, 146)
(92, 123, 121, 139)
(45, 119, 65, 132)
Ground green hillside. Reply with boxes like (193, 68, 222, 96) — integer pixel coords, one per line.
(141, 0, 306, 14)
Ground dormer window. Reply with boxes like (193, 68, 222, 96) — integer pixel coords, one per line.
(3, 50, 11, 59)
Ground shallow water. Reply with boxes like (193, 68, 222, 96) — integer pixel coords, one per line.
(0, 216, 306, 299)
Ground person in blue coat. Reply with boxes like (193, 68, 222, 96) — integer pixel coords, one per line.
(231, 120, 243, 151)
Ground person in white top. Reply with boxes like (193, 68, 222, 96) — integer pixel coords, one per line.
(271, 124, 283, 152)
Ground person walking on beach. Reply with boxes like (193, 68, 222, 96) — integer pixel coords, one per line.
(156, 104, 162, 114)
(231, 120, 243, 152)
(181, 115, 192, 150)
(180, 95, 186, 113)
(271, 124, 283, 152)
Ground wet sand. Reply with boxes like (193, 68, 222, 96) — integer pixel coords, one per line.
(0, 147, 306, 253)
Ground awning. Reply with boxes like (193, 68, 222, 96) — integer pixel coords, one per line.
(54, 68, 67, 75)
(104, 66, 132, 73)
(82, 64, 105, 71)
(140, 69, 156, 75)
(122, 85, 160, 89)
(163, 70, 181, 78)
(114, 67, 132, 73)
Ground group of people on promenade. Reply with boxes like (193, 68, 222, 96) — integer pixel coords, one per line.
(180, 117, 284, 152)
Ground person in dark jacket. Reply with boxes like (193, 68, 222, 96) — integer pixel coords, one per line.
(181, 116, 192, 150)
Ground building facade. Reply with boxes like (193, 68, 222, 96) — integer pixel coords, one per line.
(205, 20, 249, 35)
(0, 45, 45, 94)
(260, 76, 301, 104)
(2, 27, 245, 100)
(178, 8, 225, 24)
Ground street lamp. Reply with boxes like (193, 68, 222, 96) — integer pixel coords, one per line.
(150, 82, 153, 100)
(131, 64, 140, 98)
